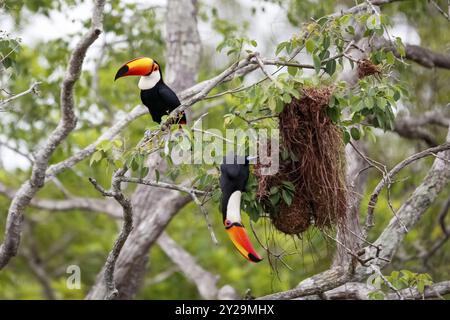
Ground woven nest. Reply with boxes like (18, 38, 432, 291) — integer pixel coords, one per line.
(255, 87, 348, 235)
(357, 59, 381, 79)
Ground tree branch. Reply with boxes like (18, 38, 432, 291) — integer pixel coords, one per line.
(89, 167, 133, 300)
(365, 142, 450, 237)
(0, 82, 41, 110)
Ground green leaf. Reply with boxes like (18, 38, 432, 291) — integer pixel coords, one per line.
(327, 107, 340, 123)
(350, 127, 360, 140)
(343, 130, 351, 144)
(386, 51, 396, 65)
(269, 193, 280, 206)
(322, 35, 330, 50)
(364, 97, 374, 109)
(287, 66, 298, 76)
(305, 38, 315, 54)
(282, 181, 295, 192)
(345, 25, 355, 35)
(276, 41, 289, 55)
(98, 140, 113, 152)
(313, 54, 321, 73)
(325, 59, 336, 76)
(368, 291, 385, 300)
(113, 139, 123, 148)
(282, 189, 293, 206)
(282, 93, 292, 103)
(90, 150, 103, 166)
(270, 186, 279, 195)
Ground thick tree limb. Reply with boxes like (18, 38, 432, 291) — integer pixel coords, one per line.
(378, 37, 450, 70)
(301, 280, 450, 300)
(332, 142, 367, 266)
(0, 0, 106, 270)
(258, 266, 353, 300)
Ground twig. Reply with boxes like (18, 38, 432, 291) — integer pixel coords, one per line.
(249, 221, 293, 271)
(370, 265, 405, 300)
(429, 0, 450, 20)
(0, 82, 41, 110)
(119, 176, 205, 195)
(253, 52, 278, 83)
(190, 192, 218, 245)
(364, 142, 450, 238)
(118, 175, 216, 244)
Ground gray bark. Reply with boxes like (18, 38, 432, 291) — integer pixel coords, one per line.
(332, 143, 367, 267)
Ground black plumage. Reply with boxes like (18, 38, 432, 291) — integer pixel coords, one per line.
(140, 69, 186, 124)
(219, 157, 249, 221)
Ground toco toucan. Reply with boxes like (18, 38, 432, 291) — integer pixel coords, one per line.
(114, 57, 186, 125)
(220, 157, 262, 263)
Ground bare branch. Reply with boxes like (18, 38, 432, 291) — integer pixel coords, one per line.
(429, 0, 450, 20)
(386, 280, 450, 300)
(365, 142, 450, 237)
(0, 82, 41, 110)
(303, 280, 450, 300)
(119, 176, 205, 195)
(258, 266, 353, 300)
(89, 167, 133, 300)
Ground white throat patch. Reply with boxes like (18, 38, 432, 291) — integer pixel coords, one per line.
(138, 72, 161, 90)
(226, 191, 242, 223)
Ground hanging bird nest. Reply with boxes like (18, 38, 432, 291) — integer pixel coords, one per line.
(255, 87, 348, 235)
(357, 59, 382, 79)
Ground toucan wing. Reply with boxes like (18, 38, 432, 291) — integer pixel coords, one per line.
(157, 85, 180, 110)
(158, 85, 186, 123)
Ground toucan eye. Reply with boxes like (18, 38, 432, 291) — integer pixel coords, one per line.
(224, 220, 232, 227)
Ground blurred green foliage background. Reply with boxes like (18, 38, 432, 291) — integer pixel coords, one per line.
(0, 0, 449, 299)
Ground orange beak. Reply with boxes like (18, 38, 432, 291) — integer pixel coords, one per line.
(114, 57, 156, 80)
(225, 221, 262, 263)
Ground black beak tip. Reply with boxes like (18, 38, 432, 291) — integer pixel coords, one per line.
(248, 253, 263, 263)
(114, 65, 129, 81)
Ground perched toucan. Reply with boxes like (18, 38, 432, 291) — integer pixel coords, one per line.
(114, 57, 186, 125)
(220, 157, 262, 263)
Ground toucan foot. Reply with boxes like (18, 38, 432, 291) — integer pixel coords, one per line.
(144, 129, 152, 138)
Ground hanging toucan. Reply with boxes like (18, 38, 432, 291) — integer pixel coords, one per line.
(220, 156, 262, 263)
(114, 57, 186, 125)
